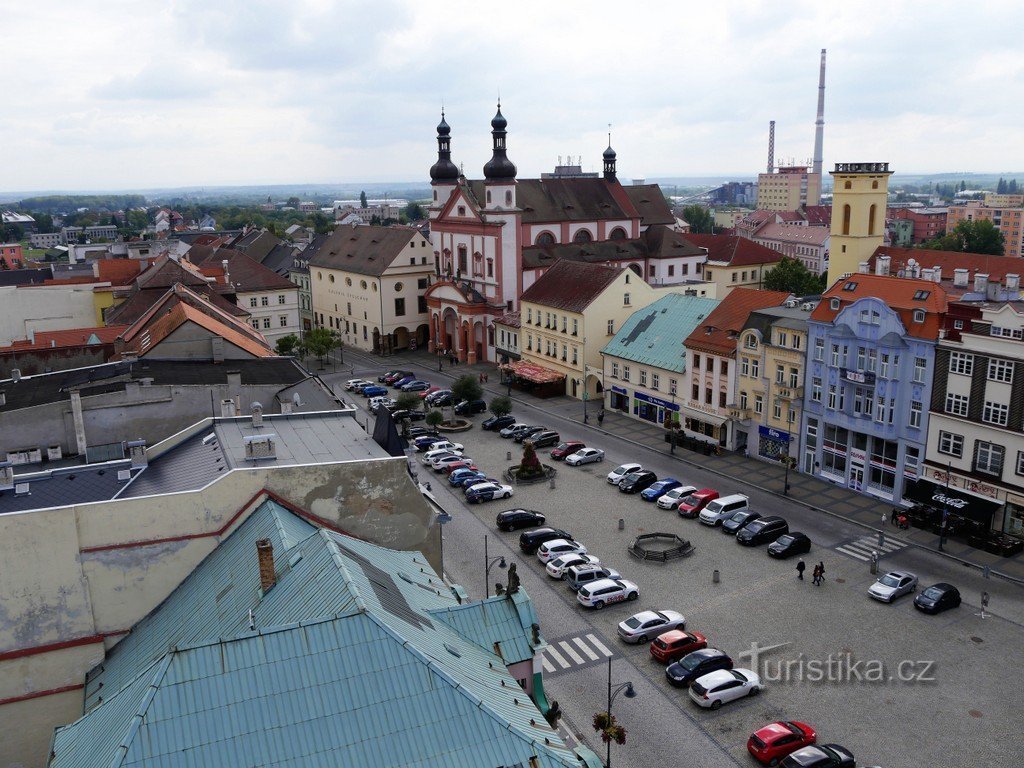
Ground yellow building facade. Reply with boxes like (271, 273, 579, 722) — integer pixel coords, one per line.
(827, 162, 892, 285)
(757, 166, 821, 211)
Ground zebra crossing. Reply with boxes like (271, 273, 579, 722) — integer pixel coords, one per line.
(541, 632, 615, 676)
(834, 534, 909, 562)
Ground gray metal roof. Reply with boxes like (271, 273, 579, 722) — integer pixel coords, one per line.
(0, 461, 142, 515)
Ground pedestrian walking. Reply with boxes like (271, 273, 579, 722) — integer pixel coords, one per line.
(478, 373, 483, 383)
(890, 508, 898, 525)
(811, 564, 821, 586)
(484, 373, 489, 383)
(816, 561, 826, 586)
(597, 409, 605, 427)
(796, 559, 806, 581)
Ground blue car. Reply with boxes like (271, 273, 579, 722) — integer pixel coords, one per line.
(391, 375, 416, 389)
(640, 478, 683, 502)
(415, 436, 445, 451)
(449, 468, 482, 486)
(457, 473, 497, 488)
(361, 385, 388, 398)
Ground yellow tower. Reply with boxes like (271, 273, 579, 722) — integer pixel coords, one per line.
(827, 162, 893, 286)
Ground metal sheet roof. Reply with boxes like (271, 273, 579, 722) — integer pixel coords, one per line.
(601, 293, 721, 372)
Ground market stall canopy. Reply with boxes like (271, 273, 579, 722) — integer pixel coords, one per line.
(502, 360, 566, 384)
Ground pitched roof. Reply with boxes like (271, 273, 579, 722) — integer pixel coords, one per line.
(519, 259, 622, 312)
(134, 254, 209, 290)
(522, 224, 704, 270)
(869, 245, 1024, 285)
(684, 287, 790, 355)
(105, 282, 245, 325)
(621, 184, 675, 226)
(0, 325, 127, 352)
(602, 293, 722, 372)
(0, 460, 144, 515)
(493, 310, 521, 328)
(190, 247, 296, 291)
(305, 224, 418, 276)
(93, 258, 144, 286)
(811, 273, 947, 340)
(468, 177, 634, 223)
(755, 222, 830, 246)
(682, 233, 783, 267)
(803, 205, 832, 226)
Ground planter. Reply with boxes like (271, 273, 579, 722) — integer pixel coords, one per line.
(437, 419, 473, 433)
(504, 464, 557, 484)
(628, 533, 694, 562)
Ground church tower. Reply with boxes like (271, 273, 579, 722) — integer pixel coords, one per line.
(429, 111, 459, 220)
(603, 134, 617, 182)
(482, 102, 517, 211)
(827, 162, 893, 286)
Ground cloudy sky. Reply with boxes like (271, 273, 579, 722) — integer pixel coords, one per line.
(2, 0, 1021, 191)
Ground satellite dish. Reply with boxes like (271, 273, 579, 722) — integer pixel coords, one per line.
(292, 393, 302, 407)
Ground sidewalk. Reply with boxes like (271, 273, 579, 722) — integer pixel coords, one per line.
(338, 346, 1024, 585)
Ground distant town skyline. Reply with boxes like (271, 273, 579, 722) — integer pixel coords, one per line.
(4, 0, 1022, 191)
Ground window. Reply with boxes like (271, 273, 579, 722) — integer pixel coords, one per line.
(831, 344, 840, 366)
(458, 245, 467, 273)
(250, 319, 259, 329)
(394, 298, 406, 316)
(278, 294, 286, 304)
(744, 335, 758, 349)
(561, 316, 567, 332)
(811, 377, 822, 402)
(856, 347, 865, 370)
(624, 293, 631, 306)
(249, 297, 258, 308)
(859, 309, 880, 325)
(983, 401, 1009, 426)
(975, 441, 1005, 476)
(706, 387, 713, 405)
(417, 278, 428, 289)
(741, 357, 749, 377)
(640, 370, 648, 386)
(740, 391, 748, 409)
(868, 203, 877, 236)
(789, 367, 799, 388)
(776, 364, 785, 384)
(777, 331, 788, 347)
(652, 373, 660, 390)
(750, 359, 759, 378)
(827, 385, 837, 409)
(622, 365, 630, 382)
(814, 338, 824, 361)
(607, 319, 615, 335)
(788, 407, 797, 424)
(279, 315, 288, 327)
(692, 383, 700, 400)
(879, 353, 890, 379)
(719, 391, 727, 408)
(527, 309, 532, 324)
(988, 359, 1014, 383)
(945, 393, 969, 416)
(913, 356, 926, 383)
(949, 352, 973, 376)
(1017, 451, 1024, 477)
(909, 401, 922, 428)
(562, 344, 568, 361)
(842, 204, 851, 235)
(611, 363, 619, 378)
(904, 446, 920, 478)
(572, 318, 578, 336)
(830, 298, 840, 311)
(793, 334, 801, 350)
(669, 378, 677, 395)
(692, 353, 700, 368)
(773, 401, 782, 419)
(754, 394, 764, 415)
(571, 347, 577, 364)
(573, 229, 593, 243)
(536, 231, 555, 246)
(261, 295, 269, 306)
(262, 317, 271, 329)
(913, 309, 925, 323)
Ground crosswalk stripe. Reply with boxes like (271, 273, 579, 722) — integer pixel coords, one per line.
(586, 633, 613, 657)
(837, 547, 871, 562)
(546, 646, 571, 669)
(573, 637, 600, 661)
(542, 656, 555, 673)
(559, 641, 585, 665)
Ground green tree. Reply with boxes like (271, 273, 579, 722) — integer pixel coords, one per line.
(921, 219, 1005, 255)
(425, 409, 444, 429)
(404, 202, 425, 221)
(274, 333, 300, 356)
(303, 327, 339, 368)
(997, 178, 1007, 194)
(762, 256, 826, 295)
(489, 395, 512, 418)
(395, 392, 422, 413)
(360, 191, 368, 208)
(286, 196, 301, 207)
(1010, 179, 1019, 194)
(681, 204, 714, 234)
(451, 374, 483, 405)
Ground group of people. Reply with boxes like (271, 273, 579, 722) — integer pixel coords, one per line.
(890, 507, 910, 530)
(796, 559, 826, 586)
(439, 348, 460, 367)
(477, 372, 490, 383)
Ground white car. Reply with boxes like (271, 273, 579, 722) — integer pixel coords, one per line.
(369, 396, 397, 410)
(545, 552, 601, 578)
(345, 379, 374, 391)
(689, 668, 762, 709)
(616, 610, 686, 644)
(422, 446, 463, 464)
(868, 570, 918, 603)
(656, 485, 698, 510)
(566, 448, 605, 466)
(500, 422, 529, 438)
(465, 481, 514, 502)
(607, 463, 643, 484)
(536, 538, 588, 563)
(576, 578, 639, 609)
(431, 454, 472, 471)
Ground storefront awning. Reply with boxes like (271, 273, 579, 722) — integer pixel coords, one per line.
(679, 405, 728, 427)
(501, 360, 567, 384)
(903, 479, 1002, 527)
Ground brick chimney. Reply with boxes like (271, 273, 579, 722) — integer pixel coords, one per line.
(256, 538, 276, 593)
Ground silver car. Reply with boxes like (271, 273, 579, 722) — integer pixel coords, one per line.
(868, 570, 918, 603)
(565, 448, 605, 466)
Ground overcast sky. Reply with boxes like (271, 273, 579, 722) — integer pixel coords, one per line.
(2, 0, 1021, 191)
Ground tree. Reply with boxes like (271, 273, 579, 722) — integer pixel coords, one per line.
(1010, 179, 1019, 194)
(516, 441, 544, 480)
(395, 392, 422, 413)
(275, 333, 300, 356)
(489, 395, 512, 418)
(763, 256, 826, 295)
(425, 409, 444, 429)
(404, 202, 425, 221)
(303, 327, 339, 368)
(960, 181, 967, 192)
(360, 191, 368, 208)
(286, 196, 301, 207)
(681, 204, 714, 234)
(921, 219, 1005, 255)
(451, 374, 483, 405)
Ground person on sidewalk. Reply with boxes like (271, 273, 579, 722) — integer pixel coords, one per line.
(597, 409, 605, 427)
(890, 508, 898, 525)
(814, 561, 826, 586)
(796, 559, 806, 581)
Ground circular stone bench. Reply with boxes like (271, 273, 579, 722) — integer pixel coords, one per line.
(503, 464, 557, 485)
(628, 533, 694, 562)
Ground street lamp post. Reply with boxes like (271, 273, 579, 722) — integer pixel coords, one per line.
(605, 657, 636, 768)
(783, 454, 791, 495)
(483, 534, 507, 598)
(435, 510, 452, 578)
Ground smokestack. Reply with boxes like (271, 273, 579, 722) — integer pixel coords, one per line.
(257, 539, 276, 593)
(767, 121, 775, 174)
(812, 49, 826, 176)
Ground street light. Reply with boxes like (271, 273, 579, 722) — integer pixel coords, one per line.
(435, 509, 452, 578)
(605, 657, 636, 768)
(483, 534, 507, 598)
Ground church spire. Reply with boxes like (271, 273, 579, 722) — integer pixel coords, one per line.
(483, 101, 517, 181)
(603, 125, 617, 181)
(429, 110, 459, 182)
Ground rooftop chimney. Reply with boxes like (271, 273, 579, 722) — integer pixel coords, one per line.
(953, 268, 969, 288)
(11, 368, 21, 383)
(251, 401, 264, 428)
(1006, 273, 1020, 292)
(221, 398, 237, 417)
(875, 256, 891, 276)
(922, 268, 934, 282)
(256, 538, 276, 593)
(858, 261, 869, 274)
(221, 258, 230, 284)
(127, 439, 148, 469)
(932, 266, 942, 284)
(974, 273, 989, 293)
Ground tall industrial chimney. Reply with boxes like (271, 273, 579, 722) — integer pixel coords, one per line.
(767, 120, 775, 174)
(812, 48, 826, 177)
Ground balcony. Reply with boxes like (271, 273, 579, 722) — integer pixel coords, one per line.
(727, 404, 751, 420)
(776, 386, 804, 400)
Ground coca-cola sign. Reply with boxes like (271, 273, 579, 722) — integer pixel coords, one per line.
(905, 479, 1000, 525)
(930, 492, 969, 510)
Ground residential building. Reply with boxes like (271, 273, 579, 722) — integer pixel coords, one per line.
(0, 324, 126, 378)
(886, 216, 915, 247)
(493, 309, 521, 362)
(61, 224, 119, 244)
(827, 162, 892, 284)
(1, 210, 36, 233)
(29, 232, 62, 248)
(924, 302, 1024, 539)
(688, 233, 781, 298)
(602, 293, 720, 426)
(307, 224, 433, 353)
(0, 242, 23, 268)
(801, 273, 947, 503)
(889, 207, 948, 244)
(517, 259, 655, 400)
(682, 288, 790, 449)
(751, 222, 830, 275)
(736, 301, 817, 463)
(756, 165, 821, 211)
(946, 194, 1024, 258)
(289, 256, 313, 332)
(713, 208, 751, 229)
(0, 283, 105, 346)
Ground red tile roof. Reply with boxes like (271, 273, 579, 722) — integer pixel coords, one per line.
(684, 288, 790, 355)
(94, 259, 144, 286)
(811, 273, 947, 340)
(682, 234, 783, 267)
(869, 246, 1023, 285)
(519, 260, 622, 313)
(803, 205, 832, 226)
(0, 325, 128, 352)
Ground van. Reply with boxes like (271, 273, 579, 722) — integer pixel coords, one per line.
(699, 494, 750, 526)
(677, 488, 720, 518)
(566, 563, 621, 592)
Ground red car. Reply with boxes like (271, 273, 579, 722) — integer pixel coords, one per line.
(747, 721, 817, 765)
(419, 386, 442, 400)
(550, 440, 585, 461)
(677, 488, 719, 518)
(441, 460, 478, 475)
(649, 629, 707, 663)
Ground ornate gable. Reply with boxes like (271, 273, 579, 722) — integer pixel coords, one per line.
(436, 186, 485, 225)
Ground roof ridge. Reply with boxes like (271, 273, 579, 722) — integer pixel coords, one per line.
(112, 653, 173, 768)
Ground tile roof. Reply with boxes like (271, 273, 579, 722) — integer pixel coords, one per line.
(521, 224, 704, 270)
(0, 325, 127, 352)
(869, 245, 1024, 285)
(93, 259, 144, 286)
(519, 259, 621, 312)
(134, 254, 209, 290)
(811, 273, 948, 340)
(803, 205, 832, 226)
(190, 248, 296, 292)
(306, 225, 418, 276)
(0, 461, 143, 516)
(494, 310, 521, 328)
(684, 287, 790, 355)
(621, 184, 675, 226)
(755, 222, 830, 246)
(682, 233, 783, 267)
(602, 293, 721, 372)
(469, 178, 632, 223)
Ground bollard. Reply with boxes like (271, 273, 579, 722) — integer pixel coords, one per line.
(870, 550, 878, 575)
(618, 518, 625, 531)
(549, 476, 556, 490)
(983, 565, 990, 579)
(507, 450, 512, 461)
(712, 569, 720, 584)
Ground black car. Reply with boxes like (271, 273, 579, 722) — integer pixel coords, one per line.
(407, 427, 440, 440)
(780, 744, 855, 768)
(736, 515, 789, 546)
(665, 649, 733, 688)
(914, 582, 962, 614)
(618, 471, 658, 494)
(767, 532, 812, 558)
(528, 430, 560, 448)
(482, 414, 516, 431)
(391, 409, 426, 422)
(496, 508, 547, 532)
(519, 526, 574, 554)
(431, 393, 455, 407)
(722, 509, 761, 535)
(454, 399, 488, 415)
(513, 425, 547, 443)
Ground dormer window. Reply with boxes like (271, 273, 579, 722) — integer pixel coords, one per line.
(842, 281, 858, 291)
(744, 335, 758, 349)
(913, 290, 930, 301)
(830, 298, 841, 310)
(913, 309, 926, 323)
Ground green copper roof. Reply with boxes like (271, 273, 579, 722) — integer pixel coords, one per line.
(601, 293, 721, 373)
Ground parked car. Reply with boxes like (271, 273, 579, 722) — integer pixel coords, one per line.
(650, 630, 708, 664)
(689, 668, 762, 708)
(400, 380, 431, 392)
(430, 393, 455, 408)
(440, 459, 478, 475)
(868, 570, 918, 603)
(677, 488, 719, 518)
(466, 481, 514, 503)
(383, 371, 413, 384)
(768, 532, 812, 558)
(418, 385, 442, 400)
(914, 582, 962, 614)
(607, 463, 643, 484)
(699, 494, 750, 526)
(536, 538, 587, 563)
(414, 435, 445, 451)
(425, 389, 452, 406)
(449, 467, 484, 486)
(737, 516, 789, 546)
(421, 446, 461, 464)
(527, 430, 560, 448)
(361, 385, 389, 398)
(369, 396, 397, 411)
(656, 485, 698, 510)
(618, 470, 658, 494)
(722, 509, 761, 535)
(564, 448, 604, 466)
(550, 440, 585, 461)
(433, 454, 473, 472)
(576, 578, 639, 609)
(482, 414, 517, 431)
(455, 472, 497, 488)
(345, 378, 374, 391)
(454, 399, 487, 415)
(545, 553, 601, 579)
(640, 478, 683, 502)
(407, 427, 440, 440)
(519, 527, 574, 554)
(496, 508, 546, 531)
(513, 425, 546, 443)
(500, 422, 529, 438)
(779, 744, 855, 768)
(422, 441, 463, 456)
(665, 649, 733, 688)
(565, 563, 621, 591)
(390, 375, 416, 389)
(747, 721, 818, 766)
(391, 409, 426, 422)
(616, 610, 685, 644)
(378, 369, 405, 383)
